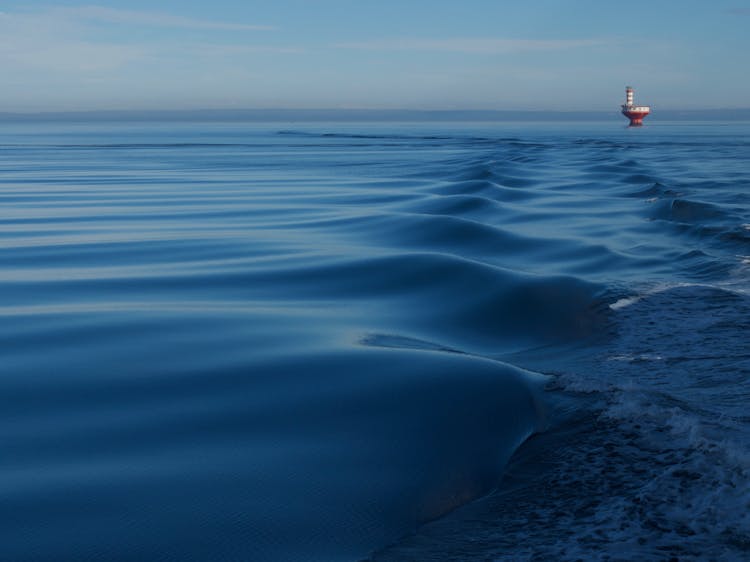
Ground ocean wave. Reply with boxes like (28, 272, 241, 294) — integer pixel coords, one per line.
(1, 343, 548, 561)
(650, 197, 730, 224)
(374, 282, 750, 561)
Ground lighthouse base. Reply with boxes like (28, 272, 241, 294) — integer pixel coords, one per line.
(622, 110, 649, 127)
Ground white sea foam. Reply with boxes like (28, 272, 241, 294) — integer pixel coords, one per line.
(611, 281, 750, 314)
(508, 376, 750, 560)
(609, 295, 641, 310)
(606, 353, 664, 362)
(374, 377, 750, 561)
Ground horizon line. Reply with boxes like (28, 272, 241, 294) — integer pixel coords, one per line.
(2, 107, 750, 122)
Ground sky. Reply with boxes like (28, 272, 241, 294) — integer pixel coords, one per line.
(1, 1, 749, 112)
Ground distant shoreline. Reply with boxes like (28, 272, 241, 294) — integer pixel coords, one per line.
(2, 108, 750, 123)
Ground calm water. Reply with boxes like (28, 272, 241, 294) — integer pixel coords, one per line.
(1, 120, 748, 561)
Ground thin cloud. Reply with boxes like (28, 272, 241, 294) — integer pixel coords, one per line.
(60, 6, 276, 31)
(0, 11, 137, 72)
(0, 8, 292, 77)
(334, 38, 604, 54)
(190, 44, 305, 55)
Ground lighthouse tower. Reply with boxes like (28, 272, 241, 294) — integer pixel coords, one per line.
(621, 86, 650, 126)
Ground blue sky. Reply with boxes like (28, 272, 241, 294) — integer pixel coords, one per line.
(1, 1, 749, 111)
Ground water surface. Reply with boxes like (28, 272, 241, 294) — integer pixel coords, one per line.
(1, 120, 748, 560)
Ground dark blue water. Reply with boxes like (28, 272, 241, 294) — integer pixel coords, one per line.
(1, 121, 748, 561)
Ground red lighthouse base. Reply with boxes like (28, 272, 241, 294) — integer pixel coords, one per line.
(622, 110, 649, 126)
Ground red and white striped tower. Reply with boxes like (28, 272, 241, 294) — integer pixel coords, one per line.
(621, 86, 650, 126)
